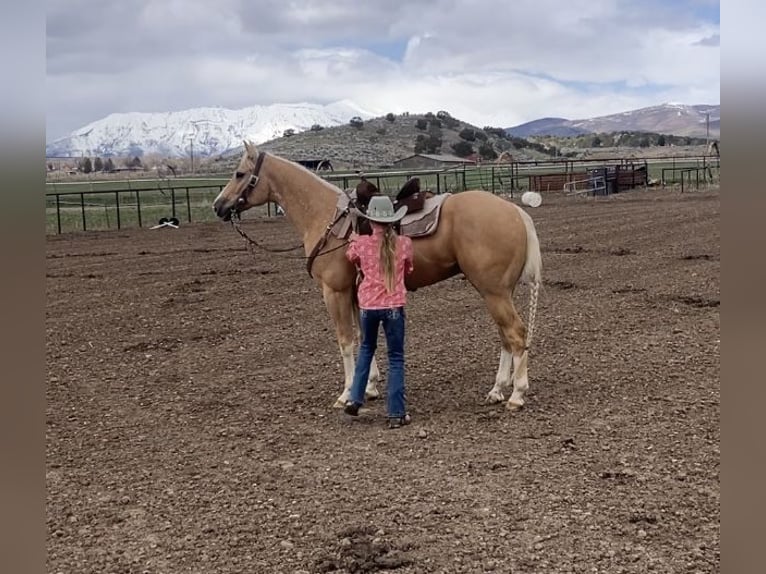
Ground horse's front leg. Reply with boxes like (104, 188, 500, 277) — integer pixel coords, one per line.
(322, 286, 379, 408)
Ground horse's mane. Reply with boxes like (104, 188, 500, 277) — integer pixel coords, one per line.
(271, 155, 344, 196)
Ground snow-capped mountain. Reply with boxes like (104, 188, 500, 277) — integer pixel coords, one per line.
(507, 103, 720, 138)
(46, 100, 377, 158)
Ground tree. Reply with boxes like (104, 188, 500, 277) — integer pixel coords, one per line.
(104, 158, 115, 172)
(425, 133, 442, 154)
(415, 118, 428, 130)
(459, 128, 476, 142)
(414, 134, 428, 154)
(349, 116, 364, 128)
(414, 132, 442, 154)
(483, 126, 507, 138)
(283, 128, 296, 137)
(451, 141, 474, 157)
(79, 157, 92, 173)
(436, 110, 451, 120)
(591, 136, 602, 147)
(657, 134, 666, 146)
(385, 113, 396, 122)
(478, 142, 497, 160)
(310, 124, 324, 131)
(94, 157, 104, 172)
(128, 156, 142, 168)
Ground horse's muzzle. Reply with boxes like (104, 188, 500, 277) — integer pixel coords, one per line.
(213, 200, 234, 221)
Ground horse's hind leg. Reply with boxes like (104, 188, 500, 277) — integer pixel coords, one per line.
(483, 293, 529, 410)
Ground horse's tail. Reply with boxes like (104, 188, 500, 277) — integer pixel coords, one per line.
(514, 205, 542, 349)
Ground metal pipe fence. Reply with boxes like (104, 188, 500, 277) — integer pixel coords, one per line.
(45, 155, 720, 234)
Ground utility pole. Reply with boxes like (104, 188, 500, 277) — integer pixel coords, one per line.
(705, 113, 710, 151)
(189, 137, 194, 174)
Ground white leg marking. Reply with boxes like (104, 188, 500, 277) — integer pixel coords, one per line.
(486, 348, 513, 404)
(366, 356, 381, 399)
(507, 350, 529, 411)
(333, 343, 355, 408)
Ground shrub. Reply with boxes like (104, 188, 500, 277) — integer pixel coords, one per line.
(478, 142, 497, 160)
(451, 141, 474, 157)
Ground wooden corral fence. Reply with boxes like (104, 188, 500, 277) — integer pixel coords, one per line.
(530, 162, 648, 194)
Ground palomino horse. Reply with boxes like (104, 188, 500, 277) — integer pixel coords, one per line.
(213, 142, 542, 411)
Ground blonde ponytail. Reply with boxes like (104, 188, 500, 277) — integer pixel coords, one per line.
(379, 225, 397, 293)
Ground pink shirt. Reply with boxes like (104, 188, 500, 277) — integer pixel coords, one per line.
(346, 227, 414, 310)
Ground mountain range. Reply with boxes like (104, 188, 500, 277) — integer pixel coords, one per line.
(45, 100, 377, 159)
(506, 103, 720, 139)
(46, 101, 720, 159)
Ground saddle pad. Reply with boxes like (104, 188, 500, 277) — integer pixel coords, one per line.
(400, 193, 451, 238)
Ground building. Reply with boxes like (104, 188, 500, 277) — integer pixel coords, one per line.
(292, 158, 334, 171)
(392, 153, 476, 170)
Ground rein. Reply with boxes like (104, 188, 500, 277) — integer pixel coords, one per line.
(227, 150, 355, 277)
(229, 212, 351, 277)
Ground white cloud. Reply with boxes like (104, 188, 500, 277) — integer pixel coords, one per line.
(46, 0, 720, 140)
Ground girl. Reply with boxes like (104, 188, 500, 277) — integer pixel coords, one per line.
(344, 195, 414, 429)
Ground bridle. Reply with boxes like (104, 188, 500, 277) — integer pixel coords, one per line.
(226, 151, 352, 278)
(233, 150, 267, 211)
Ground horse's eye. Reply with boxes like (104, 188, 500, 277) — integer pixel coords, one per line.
(235, 171, 245, 179)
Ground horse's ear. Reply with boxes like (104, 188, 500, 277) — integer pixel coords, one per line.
(243, 140, 257, 159)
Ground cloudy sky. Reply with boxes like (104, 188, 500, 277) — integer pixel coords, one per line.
(46, 0, 720, 141)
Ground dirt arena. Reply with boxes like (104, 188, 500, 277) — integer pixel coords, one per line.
(46, 188, 720, 573)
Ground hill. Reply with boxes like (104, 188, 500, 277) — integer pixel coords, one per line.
(213, 112, 561, 172)
(507, 103, 720, 139)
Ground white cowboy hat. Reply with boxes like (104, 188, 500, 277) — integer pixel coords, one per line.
(358, 195, 408, 223)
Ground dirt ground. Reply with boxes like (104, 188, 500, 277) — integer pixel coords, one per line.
(46, 187, 720, 574)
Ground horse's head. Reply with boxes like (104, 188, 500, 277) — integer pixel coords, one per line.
(213, 141, 272, 221)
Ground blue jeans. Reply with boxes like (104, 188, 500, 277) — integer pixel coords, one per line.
(349, 307, 407, 418)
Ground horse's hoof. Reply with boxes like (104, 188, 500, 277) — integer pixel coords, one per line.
(485, 390, 505, 404)
(365, 390, 380, 400)
(333, 399, 346, 409)
(506, 399, 524, 411)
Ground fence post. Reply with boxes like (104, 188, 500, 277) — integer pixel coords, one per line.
(80, 193, 86, 231)
(114, 191, 120, 229)
(136, 190, 142, 227)
(186, 188, 191, 222)
(171, 188, 177, 218)
(56, 194, 61, 234)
